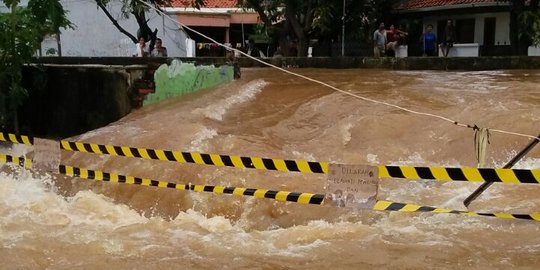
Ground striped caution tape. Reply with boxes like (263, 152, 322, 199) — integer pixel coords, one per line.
(1, 151, 539, 222)
(0, 152, 33, 169)
(378, 165, 540, 184)
(373, 200, 540, 222)
(2, 132, 539, 183)
(54, 165, 540, 222)
(58, 165, 325, 205)
(60, 139, 540, 183)
(60, 140, 328, 174)
(0, 132, 33, 145)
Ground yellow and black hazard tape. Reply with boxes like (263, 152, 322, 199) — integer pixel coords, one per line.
(60, 140, 329, 174)
(60, 139, 540, 183)
(1, 151, 539, 222)
(44, 165, 540, 222)
(0, 152, 33, 169)
(378, 165, 540, 184)
(0, 132, 33, 145)
(373, 200, 540, 222)
(59, 165, 325, 205)
(2, 131, 539, 184)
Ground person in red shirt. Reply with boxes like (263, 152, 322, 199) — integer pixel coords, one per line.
(386, 24, 408, 55)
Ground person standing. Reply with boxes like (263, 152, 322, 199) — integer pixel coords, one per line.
(386, 24, 408, 55)
(441, 19, 456, 57)
(421, 24, 437, 56)
(150, 38, 168, 57)
(373, 22, 387, 58)
(134, 37, 149, 57)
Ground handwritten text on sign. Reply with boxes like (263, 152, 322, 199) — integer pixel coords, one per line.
(325, 164, 379, 209)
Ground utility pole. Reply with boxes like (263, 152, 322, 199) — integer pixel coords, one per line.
(342, 0, 346, 56)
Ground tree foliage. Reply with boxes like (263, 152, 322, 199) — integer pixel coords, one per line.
(0, 0, 72, 132)
(241, 0, 393, 56)
(498, 0, 540, 53)
(95, 0, 204, 49)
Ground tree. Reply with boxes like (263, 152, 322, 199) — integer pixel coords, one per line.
(95, 0, 204, 50)
(241, 0, 393, 56)
(242, 0, 335, 56)
(0, 0, 72, 132)
(502, 0, 540, 54)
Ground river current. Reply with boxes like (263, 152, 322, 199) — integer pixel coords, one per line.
(1, 68, 539, 269)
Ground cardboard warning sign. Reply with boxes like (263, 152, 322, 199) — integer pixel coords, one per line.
(324, 164, 379, 209)
(33, 138, 60, 172)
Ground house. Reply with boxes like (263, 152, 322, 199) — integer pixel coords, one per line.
(59, 0, 191, 57)
(1, 0, 190, 57)
(166, 0, 261, 56)
(394, 0, 513, 56)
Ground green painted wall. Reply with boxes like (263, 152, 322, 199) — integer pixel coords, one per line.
(146, 60, 234, 105)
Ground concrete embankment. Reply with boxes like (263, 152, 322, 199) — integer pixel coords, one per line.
(235, 56, 540, 70)
(20, 57, 235, 138)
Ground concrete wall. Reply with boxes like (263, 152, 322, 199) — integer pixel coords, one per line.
(423, 12, 510, 45)
(20, 57, 237, 137)
(238, 56, 540, 70)
(41, 0, 188, 57)
(1, 1, 188, 57)
(148, 60, 234, 105)
(31, 55, 540, 70)
(19, 66, 136, 138)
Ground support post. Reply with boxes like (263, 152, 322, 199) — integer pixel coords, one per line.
(341, 0, 346, 57)
(464, 133, 540, 207)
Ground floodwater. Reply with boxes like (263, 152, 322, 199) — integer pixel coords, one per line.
(1, 68, 539, 269)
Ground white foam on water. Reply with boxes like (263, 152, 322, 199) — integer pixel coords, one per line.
(513, 157, 540, 169)
(0, 166, 149, 244)
(290, 150, 316, 161)
(172, 209, 235, 233)
(193, 79, 268, 121)
(367, 154, 379, 164)
(340, 122, 353, 145)
(187, 127, 218, 152)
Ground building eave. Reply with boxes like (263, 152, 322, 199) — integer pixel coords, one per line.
(163, 7, 256, 15)
(394, 2, 510, 14)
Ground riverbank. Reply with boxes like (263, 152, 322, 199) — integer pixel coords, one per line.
(239, 56, 540, 70)
(32, 56, 540, 70)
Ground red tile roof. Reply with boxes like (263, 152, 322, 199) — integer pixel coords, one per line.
(171, 0, 238, 8)
(395, 0, 497, 10)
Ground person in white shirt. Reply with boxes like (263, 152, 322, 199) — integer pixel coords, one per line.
(134, 37, 149, 57)
(373, 22, 387, 58)
(150, 38, 168, 57)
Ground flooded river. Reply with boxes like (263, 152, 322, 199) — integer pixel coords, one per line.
(1, 68, 539, 269)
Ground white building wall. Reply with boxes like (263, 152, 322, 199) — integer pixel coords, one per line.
(492, 12, 511, 45)
(58, 0, 187, 57)
(1, 0, 188, 57)
(423, 12, 510, 45)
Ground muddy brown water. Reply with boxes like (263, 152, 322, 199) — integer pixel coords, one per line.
(1, 68, 539, 269)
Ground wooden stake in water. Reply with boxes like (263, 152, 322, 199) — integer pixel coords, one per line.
(464, 133, 540, 207)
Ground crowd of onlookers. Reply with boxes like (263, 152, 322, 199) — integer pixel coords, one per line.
(373, 19, 456, 58)
(134, 20, 457, 58)
(372, 22, 409, 58)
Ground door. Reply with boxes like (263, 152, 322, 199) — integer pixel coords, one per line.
(483, 17, 496, 46)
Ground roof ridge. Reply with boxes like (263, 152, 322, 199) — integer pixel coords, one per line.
(396, 0, 498, 10)
(171, 0, 238, 8)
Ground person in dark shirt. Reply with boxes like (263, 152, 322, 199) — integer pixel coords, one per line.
(441, 20, 456, 57)
(150, 38, 168, 57)
(421, 24, 437, 56)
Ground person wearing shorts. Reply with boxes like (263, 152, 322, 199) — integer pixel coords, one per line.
(373, 22, 387, 58)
